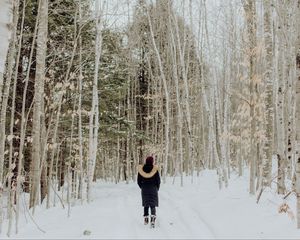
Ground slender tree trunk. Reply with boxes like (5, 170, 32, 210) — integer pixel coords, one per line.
(77, 0, 84, 201)
(295, 0, 300, 229)
(87, 0, 103, 202)
(0, 0, 13, 108)
(30, 0, 48, 209)
(0, 1, 14, 234)
(147, 9, 170, 183)
(243, 0, 257, 195)
(46, 95, 62, 209)
(16, 0, 39, 231)
(172, 9, 194, 177)
(262, 0, 274, 188)
(276, 19, 286, 195)
(0, 0, 16, 185)
(169, 19, 184, 186)
(7, 0, 24, 236)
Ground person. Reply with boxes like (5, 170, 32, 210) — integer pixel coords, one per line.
(137, 156, 161, 227)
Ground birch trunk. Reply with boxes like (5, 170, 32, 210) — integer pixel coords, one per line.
(46, 95, 62, 209)
(276, 16, 286, 195)
(87, 0, 103, 202)
(30, 0, 48, 209)
(295, 0, 300, 229)
(16, 0, 39, 231)
(172, 9, 193, 177)
(0, 1, 14, 233)
(147, 9, 170, 183)
(0, 0, 15, 185)
(243, 0, 257, 195)
(169, 18, 184, 186)
(0, 0, 13, 107)
(77, 0, 84, 201)
(262, 0, 273, 187)
(7, 0, 23, 235)
(0, 0, 16, 233)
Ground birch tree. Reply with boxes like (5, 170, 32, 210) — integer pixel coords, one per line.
(275, 0, 287, 195)
(243, 0, 257, 195)
(0, 0, 13, 108)
(77, 0, 84, 201)
(7, 0, 24, 236)
(0, 0, 13, 234)
(87, 0, 103, 202)
(0, 0, 16, 186)
(295, 0, 300, 229)
(16, 0, 39, 232)
(147, 6, 170, 183)
(262, 0, 273, 188)
(30, 0, 48, 209)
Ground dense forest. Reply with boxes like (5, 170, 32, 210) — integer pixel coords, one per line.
(0, 0, 299, 236)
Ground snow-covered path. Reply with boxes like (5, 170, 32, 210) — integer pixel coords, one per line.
(2, 170, 300, 239)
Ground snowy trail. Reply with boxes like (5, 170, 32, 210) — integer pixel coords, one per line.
(159, 186, 215, 238)
(2, 171, 300, 239)
(2, 179, 214, 239)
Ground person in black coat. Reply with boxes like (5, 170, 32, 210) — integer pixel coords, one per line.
(137, 156, 160, 226)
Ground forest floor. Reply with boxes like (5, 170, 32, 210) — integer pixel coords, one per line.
(1, 169, 300, 239)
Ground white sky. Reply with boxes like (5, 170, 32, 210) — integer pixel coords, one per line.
(96, 0, 246, 69)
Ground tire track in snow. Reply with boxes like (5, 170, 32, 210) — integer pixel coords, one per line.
(159, 190, 194, 234)
(163, 185, 216, 239)
(123, 187, 140, 238)
(104, 182, 216, 239)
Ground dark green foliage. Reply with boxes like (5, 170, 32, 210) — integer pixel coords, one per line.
(98, 29, 131, 139)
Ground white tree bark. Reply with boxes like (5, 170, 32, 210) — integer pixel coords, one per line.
(87, 0, 103, 202)
(0, 0, 13, 107)
(0, 0, 14, 185)
(46, 94, 62, 209)
(295, 0, 300, 229)
(262, 0, 274, 188)
(168, 16, 184, 186)
(77, 0, 84, 201)
(30, 0, 48, 209)
(147, 8, 170, 183)
(275, 6, 286, 194)
(172, 9, 194, 177)
(0, 0, 14, 234)
(16, 0, 39, 232)
(243, 0, 257, 195)
(7, 0, 23, 236)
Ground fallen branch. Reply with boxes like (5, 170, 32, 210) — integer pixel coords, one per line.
(49, 179, 65, 209)
(283, 190, 295, 200)
(256, 172, 285, 204)
(22, 193, 46, 234)
(256, 188, 263, 204)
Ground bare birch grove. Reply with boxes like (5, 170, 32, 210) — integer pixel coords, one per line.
(0, 0, 300, 234)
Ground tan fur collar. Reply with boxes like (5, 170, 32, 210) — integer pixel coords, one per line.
(138, 165, 158, 178)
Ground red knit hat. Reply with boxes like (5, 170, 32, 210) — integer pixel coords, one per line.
(145, 156, 154, 165)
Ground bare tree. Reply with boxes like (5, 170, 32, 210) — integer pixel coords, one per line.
(30, 0, 48, 209)
(262, 0, 274, 188)
(295, 0, 300, 229)
(87, 0, 103, 202)
(0, 0, 13, 234)
(0, 0, 13, 107)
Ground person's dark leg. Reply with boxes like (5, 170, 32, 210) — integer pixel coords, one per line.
(144, 206, 149, 216)
(150, 206, 156, 227)
(144, 206, 149, 225)
(150, 206, 156, 216)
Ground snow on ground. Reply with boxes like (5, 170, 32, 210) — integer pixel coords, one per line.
(1, 169, 300, 239)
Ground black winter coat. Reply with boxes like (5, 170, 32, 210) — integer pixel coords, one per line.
(137, 164, 160, 207)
